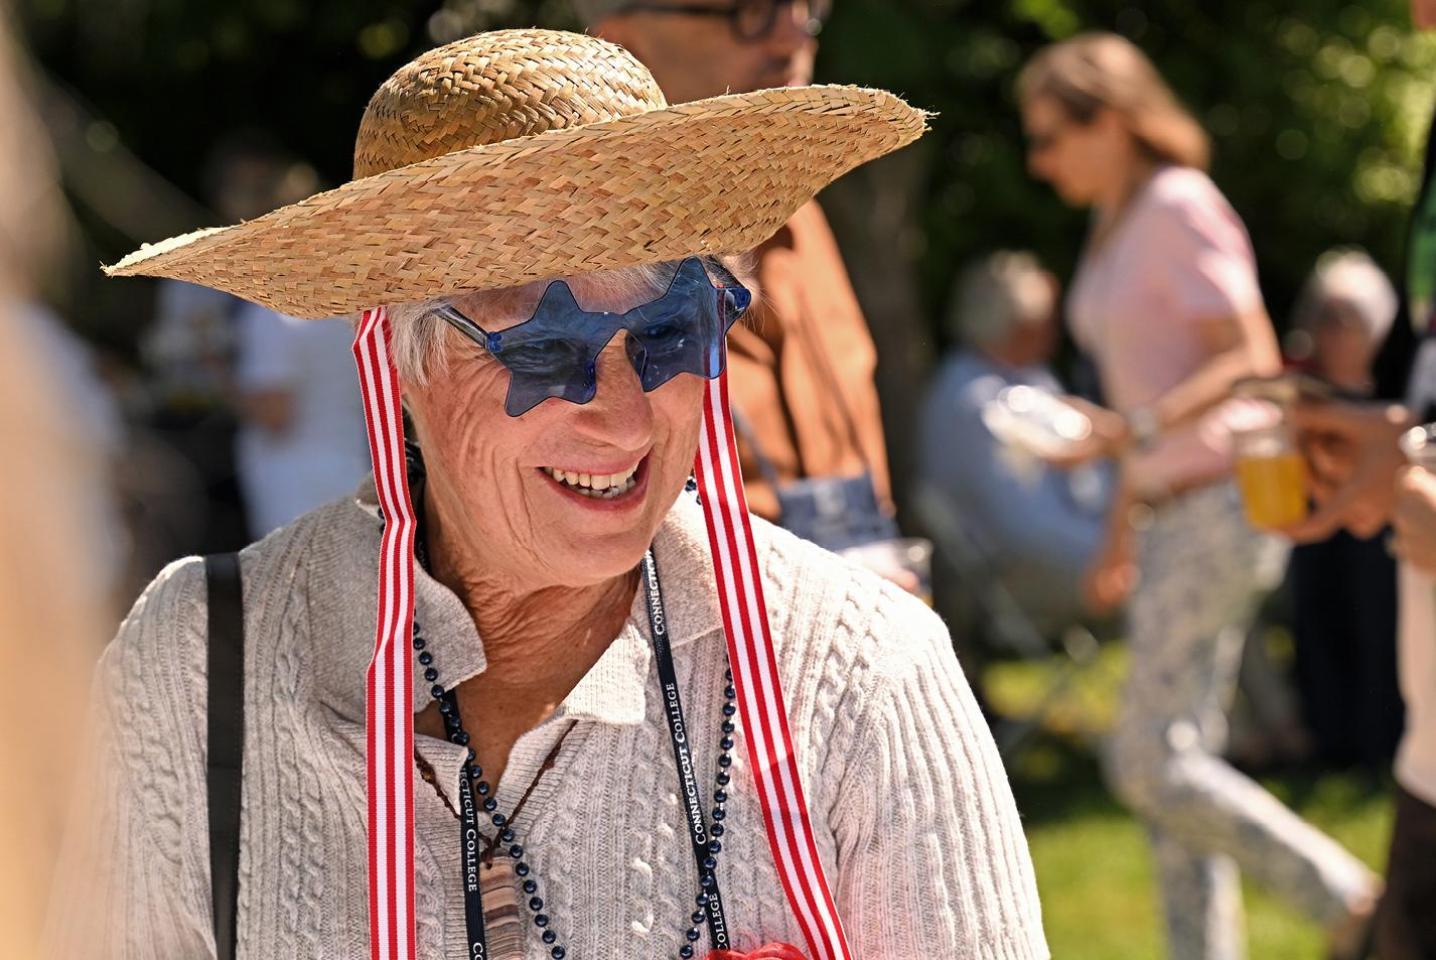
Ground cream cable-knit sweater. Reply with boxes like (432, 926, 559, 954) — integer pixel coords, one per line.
(46, 484, 1048, 959)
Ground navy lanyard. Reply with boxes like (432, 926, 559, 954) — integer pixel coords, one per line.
(640, 551, 731, 952)
(453, 762, 490, 958)
(445, 551, 729, 958)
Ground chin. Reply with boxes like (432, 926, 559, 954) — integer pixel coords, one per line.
(1052, 172, 1104, 208)
(553, 530, 652, 585)
(1050, 183, 1087, 208)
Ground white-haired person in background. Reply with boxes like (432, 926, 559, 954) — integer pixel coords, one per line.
(1288, 248, 1398, 395)
(916, 251, 1123, 637)
(1286, 249, 1406, 774)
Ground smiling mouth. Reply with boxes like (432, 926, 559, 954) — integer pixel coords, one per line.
(539, 460, 643, 500)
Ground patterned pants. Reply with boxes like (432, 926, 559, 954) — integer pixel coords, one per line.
(1104, 484, 1378, 960)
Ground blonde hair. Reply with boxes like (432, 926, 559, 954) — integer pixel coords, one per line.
(1018, 32, 1210, 172)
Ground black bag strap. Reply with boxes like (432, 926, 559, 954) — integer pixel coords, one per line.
(205, 552, 245, 960)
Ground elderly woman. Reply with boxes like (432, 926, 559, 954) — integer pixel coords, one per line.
(1284, 250, 1404, 773)
(46, 30, 1046, 960)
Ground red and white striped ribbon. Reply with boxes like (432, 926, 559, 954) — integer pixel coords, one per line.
(693, 369, 852, 960)
(353, 308, 418, 960)
(352, 309, 848, 960)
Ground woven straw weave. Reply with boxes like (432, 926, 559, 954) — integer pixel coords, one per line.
(106, 30, 927, 319)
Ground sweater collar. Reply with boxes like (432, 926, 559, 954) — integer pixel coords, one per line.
(313, 477, 724, 726)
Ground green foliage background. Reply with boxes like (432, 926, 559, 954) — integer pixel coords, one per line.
(826, 0, 1436, 335)
(16, 0, 1436, 345)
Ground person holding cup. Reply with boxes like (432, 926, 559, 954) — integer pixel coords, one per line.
(1285, 400, 1436, 960)
(1278, 9, 1436, 958)
(1018, 33, 1380, 959)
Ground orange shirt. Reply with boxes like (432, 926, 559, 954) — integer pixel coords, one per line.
(726, 201, 891, 520)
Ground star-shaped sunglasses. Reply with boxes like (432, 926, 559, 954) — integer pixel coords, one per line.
(435, 258, 752, 417)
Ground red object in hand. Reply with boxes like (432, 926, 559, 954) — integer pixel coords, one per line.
(707, 945, 808, 960)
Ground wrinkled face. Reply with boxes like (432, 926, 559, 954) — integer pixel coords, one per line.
(404, 268, 709, 590)
(601, 1, 819, 103)
(1009, 308, 1061, 367)
(1310, 299, 1378, 390)
(1022, 95, 1125, 208)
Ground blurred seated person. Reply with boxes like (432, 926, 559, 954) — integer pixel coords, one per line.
(917, 251, 1120, 636)
(156, 135, 370, 539)
(1285, 249, 1404, 771)
(233, 304, 371, 537)
(1288, 249, 1396, 393)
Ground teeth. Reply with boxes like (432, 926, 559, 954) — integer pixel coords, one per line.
(541, 464, 640, 499)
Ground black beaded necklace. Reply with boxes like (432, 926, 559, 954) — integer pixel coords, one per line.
(403, 459, 737, 959)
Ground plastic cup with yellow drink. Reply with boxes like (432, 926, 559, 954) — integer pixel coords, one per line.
(1228, 376, 1315, 530)
(1233, 422, 1309, 529)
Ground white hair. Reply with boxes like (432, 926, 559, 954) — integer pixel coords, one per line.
(1293, 248, 1397, 344)
(374, 260, 712, 385)
(947, 251, 1056, 347)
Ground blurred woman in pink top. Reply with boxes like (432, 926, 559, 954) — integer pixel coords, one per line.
(1019, 33, 1379, 960)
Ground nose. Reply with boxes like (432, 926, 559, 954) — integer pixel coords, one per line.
(765, 1, 813, 54)
(1027, 147, 1051, 181)
(567, 337, 654, 453)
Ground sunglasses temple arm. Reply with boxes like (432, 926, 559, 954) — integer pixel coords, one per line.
(433, 304, 493, 348)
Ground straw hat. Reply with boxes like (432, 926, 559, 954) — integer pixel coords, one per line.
(105, 29, 927, 319)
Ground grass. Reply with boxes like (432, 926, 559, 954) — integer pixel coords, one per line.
(984, 645, 1393, 960)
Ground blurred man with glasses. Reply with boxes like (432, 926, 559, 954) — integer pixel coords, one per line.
(577, 1, 903, 561)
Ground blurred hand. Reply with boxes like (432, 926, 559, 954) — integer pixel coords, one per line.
(879, 565, 922, 596)
(1081, 520, 1137, 615)
(839, 543, 926, 598)
(1393, 465, 1436, 576)
(1044, 396, 1131, 469)
(1082, 550, 1136, 615)
(1280, 400, 1413, 543)
(239, 387, 296, 435)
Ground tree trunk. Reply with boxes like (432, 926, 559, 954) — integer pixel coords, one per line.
(821, 142, 936, 531)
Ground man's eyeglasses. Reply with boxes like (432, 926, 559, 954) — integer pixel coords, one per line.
(435, 258, 752, 417)
(616, 0, 830, 42)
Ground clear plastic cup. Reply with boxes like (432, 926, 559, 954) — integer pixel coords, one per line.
(1400, 423, 1436, 469)
(1233, 423, 1308, 529)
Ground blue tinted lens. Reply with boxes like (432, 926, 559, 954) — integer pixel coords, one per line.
(627, 258, 737, 393)
(441, 258, 750, 417)
(485, 281, 610, 416)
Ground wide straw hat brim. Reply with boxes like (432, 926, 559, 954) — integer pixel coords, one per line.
(105, 85, 926, 319)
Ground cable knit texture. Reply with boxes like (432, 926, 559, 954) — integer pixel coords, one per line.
(45, 484, 1048, 959)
